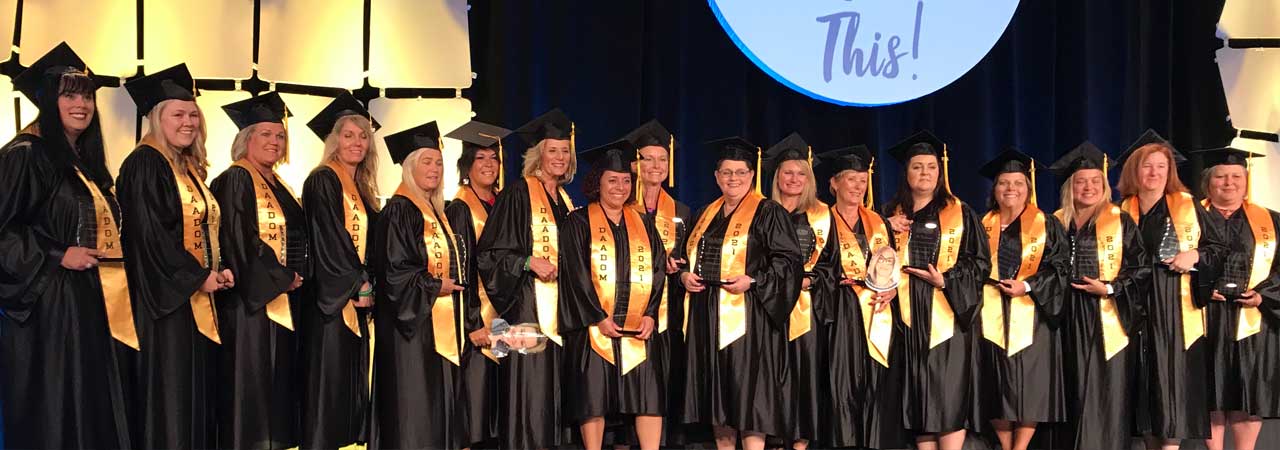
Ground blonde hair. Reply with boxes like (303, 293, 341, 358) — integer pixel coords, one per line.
(770, 159, 818, 212)
(319, 115, 381, 211)
(399, 148, 448, 222)
(1056, 170, 1113, 226)
(230, 122, 289, 165)
(145, 99, 210, 179)
(520, 138, 577, 185)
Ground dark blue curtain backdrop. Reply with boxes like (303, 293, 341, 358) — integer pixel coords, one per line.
(465, 0, 1232, 212)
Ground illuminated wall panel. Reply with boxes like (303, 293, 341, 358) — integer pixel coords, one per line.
(19, 1, 138, 77)
(144, 2, 253, 79)
(368, 97, 474, 199)
(258, 0, 365, 88)
(369, 0, 472, 88)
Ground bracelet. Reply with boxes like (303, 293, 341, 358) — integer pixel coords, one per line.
(358, 288, 374, 297)
(523, 256, 532, 272)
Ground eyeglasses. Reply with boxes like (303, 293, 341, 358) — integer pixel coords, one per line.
(716, 169, 753, 178)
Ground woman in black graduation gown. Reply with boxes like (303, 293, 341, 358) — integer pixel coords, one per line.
(475, 108, 576, 450)
(118, 63, 234, 449)
(1047, 143, 1149, 450)
(675, 137, 803, 450)
(809, 145, 906, 450)
(881, 131, 989, 450)
(444, 120, 510, 449)
(974, 150, 1068, 450)
(559, 140, 667, 450)
(371, 122, 468, 449)
(0, 43, 134, 449)
(299, 94, 381, 450)
(764, 132, 827, 449)
(1195, 148, 1280, 450)
(625, 119, 692, 447)
(209, 93, 305, 449)
(1116, 131, 1226, 450)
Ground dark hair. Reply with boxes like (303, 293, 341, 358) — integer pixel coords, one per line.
(985, 171, 1032, 211)
(715, 157, 756, 171)
(456, 145, 498, 185)
(582, 165, 637, 205)
(33, 72, 110, 187)
(882, 150, 954, 217)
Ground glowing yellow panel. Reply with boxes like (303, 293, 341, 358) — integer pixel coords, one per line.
(275, 93, 349, 193)
(259, 0, 364, 89)
(19, 1, 137, 77)
(195, 91, 253, 180)
(369, 0, 472, 88)
(0, 80, 20, 143)
(1217, 48, 1279, 135)
(368, 97, 474, 199)
(144, 1, 253, 79)
(1219, 0, 1280, 38)
(0, 0, 17, 64)
(1237, 138, 1280, 210)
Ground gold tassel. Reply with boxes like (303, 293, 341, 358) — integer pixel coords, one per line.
(1246, 150, 1253, 200)
(1103, 154, 1109, 175)
(1029, 158, 1038, 206)
(497, 138, 504, 191)
(635, 145, 643, 200)
(755, 146, 763, 194)
(806, 145, 813, 165)
(570, 122, 576, 153)
(942, 143, 953, 195)
(867, 157, 876, 209)
(669, 133, 676, 188)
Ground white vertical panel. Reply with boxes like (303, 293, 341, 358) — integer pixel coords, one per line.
(1218, 0, 1280, 38)
(1238, 139, 1280, 210)
(1217, 48, 1279, 135)
(258, 0, 364, 88)
(369, 0, 471, 88)
(19, 1, 137, 77)
(0, 80, 20, 144)
(195, 90, 253, 180)
(0, 0, 17, 62)
(274, 93, 345, 192)
(98, 87, 141, 178)
(368, 97, 473, 199)
(144, 1, 253, 79)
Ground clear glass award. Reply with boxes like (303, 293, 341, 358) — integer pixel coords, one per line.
(1216, 252, 1250, 300)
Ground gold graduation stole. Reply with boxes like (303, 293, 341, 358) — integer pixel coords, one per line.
(326, 161, 367, 337)
(73, 168, 139, 350)
(455, 187, 500, 361)
(832, 205, 892, 367)
(683, 191, 764, 350)
(396, 185, 465, 366)
(587, 204, 654, 374)
(896, 201, 964, 349)
(231, 161, 296, 331)
(525, 176, 575, 346)
(1122, 192, 1204, 349)
(157, 145, 222, 344)
(789, 201, 830, 341)
(1237, 202, 1274, 340)
(980, 206, 1046, 356)
(635, 188, 679, 333)
(1058, 205, 1129, 360)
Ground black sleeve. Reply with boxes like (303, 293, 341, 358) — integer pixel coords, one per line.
(302, 168, 366, 316)
(941, 204, 993, 328)
(374, 198, 444, 337)
(475, 182, 534, 317)
(0, 140, 63, 319)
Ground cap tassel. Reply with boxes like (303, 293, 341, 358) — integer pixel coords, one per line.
(755, 146, 763, 194)
(866, 157, 876, 209)
(1246, 151, 1253, 201)
(280, 114, 290, 165)
(668, 133, 676, 188)
(635, 146, 643, 202)
(1029, 160, 1038, 206)
(570, 122, 576, 153)
(806, 145, 813, 165)
(942, 143, 953, 195)
(497, 139, 505, 191)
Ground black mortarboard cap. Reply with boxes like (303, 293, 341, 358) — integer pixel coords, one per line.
(1191, 147, 1265, 168)
(579, 139, 636, 173)
(446, 120, 511, 151)
(125, 63, 196, 116)
(1116, 129, 1186, 167)
(514, 108, 572, 145)
(13, 42, 92, 103)
(624, 119, 673, 150)
(306, 92, 380, 139)
(764, 132, 811, 173)
(705, 136, 760, 167)
(1048, 141, 1109, 179)
(978, 147, 1042, 180)
(383, 121, 441, 165)
(221, 92, 291, 130)
(814, 145, 873, 178)
(887, 130, 946, 164)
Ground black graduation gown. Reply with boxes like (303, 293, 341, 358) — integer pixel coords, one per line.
(1131, 197, 1226, 439)
(209, 166, 307, 449)
(885, 199, 989, 434)
(785, 208, 826, 442)
(1057, 212, 1150, 450)
(977, 210, 1069, 424)
(559, 206, 667, 424)
(300, 166, 377, 449)
(474, 180, 572, 449)
(1204, 206, 1280, 418)
(371, 195, 464, 450)
(675, 197, 803, 438)
(810, 208, 906, 449)
(0, 135, 133, 449)
(638, 196, 691, 446)
(445, 191, 500, 448)
(117, 145, 218, 449)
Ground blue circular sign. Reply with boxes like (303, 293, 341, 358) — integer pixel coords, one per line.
(710, 0, 1020, 106)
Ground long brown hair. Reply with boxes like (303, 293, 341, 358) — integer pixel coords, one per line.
(318, 115, 381, 211)
(1117, 143, 1187, 198)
